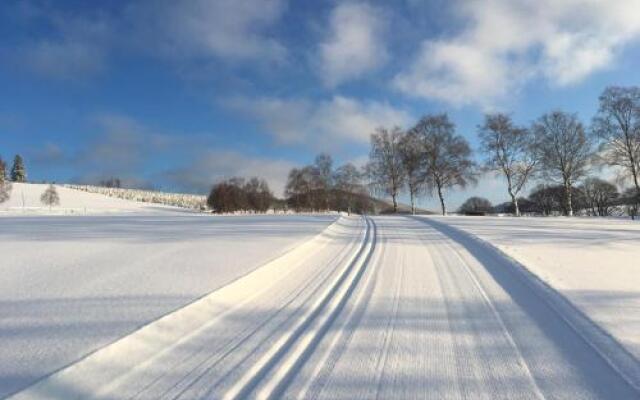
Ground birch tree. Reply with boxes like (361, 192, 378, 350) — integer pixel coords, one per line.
(399, 129, 425, 215)
(367, 127, 405, 212)
(414, 114, 476, 215)
(533, 111, 592, 216)
(592, 86, 640, 218)
(334, 163, 362, 215)
(478, 113, 537, 216)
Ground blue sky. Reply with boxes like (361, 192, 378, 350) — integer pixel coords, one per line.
(1, 0, 639, 210)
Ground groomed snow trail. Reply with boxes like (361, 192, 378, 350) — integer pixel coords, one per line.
(9, 216, 640, 399)
(10, 216, 373, 400)
(284, 217, 638, 399)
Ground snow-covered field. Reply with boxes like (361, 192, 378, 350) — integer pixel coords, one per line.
(64, 184, 207, 211)
(0, 183, 191, 215)
(2, 187, 639, 399)
(0, 189, 336, 397)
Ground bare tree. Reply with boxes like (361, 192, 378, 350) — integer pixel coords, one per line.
(367, 127, 405, 212)
(533, 111, 592, 216)
(621, 187, 639, 219)
(285, 168, 305, 212)
(40, 184, 60, 210)
(334, 163, 362, 215)
(592, 86, 640, 218)
(399, 129, 425, 214)
(478, 113, 537, 216)
(244, 177, 273, 213)
(413, 114, 476, 215)
(580, 177, 619, 216)
(528, 184, 560, 216)
(285, 166, 320, 211)
(0, 181, 10, 204)
(314, 153, 333, 211)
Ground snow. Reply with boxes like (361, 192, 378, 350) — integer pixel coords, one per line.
(7, 215, 640, 399)
(64, 184, 207, 211)
(3, 201, 640, 399)
(0, 212, 336, 397)
(425, 215, 640, 361)
(0, 183, 189, 215)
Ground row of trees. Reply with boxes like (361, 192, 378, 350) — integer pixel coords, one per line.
(367, 86, 640, 217)
(368, 117, 475, 215)
(207, 155, 373, 215)
(462, 177, 634, 217)
(285, 154, 372, 214)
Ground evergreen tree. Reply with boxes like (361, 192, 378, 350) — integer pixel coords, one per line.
(11, 154, 27, 182)
(0, 156, 7, 183)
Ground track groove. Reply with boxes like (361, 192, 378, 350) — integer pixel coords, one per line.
(223, 217, 376, 400)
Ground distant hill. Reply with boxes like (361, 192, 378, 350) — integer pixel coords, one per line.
(0, 183, 188, 215)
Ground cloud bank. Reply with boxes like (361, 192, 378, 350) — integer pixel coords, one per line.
(394, 0, 640, 106)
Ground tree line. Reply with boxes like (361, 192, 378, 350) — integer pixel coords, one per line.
(207, 177, 275, 214)
(285, 154, 372, 214)
(367, 86, 640, 218)
(6, 85, 639, 218)
(206, 154, 373, 215)
(460, 177, 636, 217)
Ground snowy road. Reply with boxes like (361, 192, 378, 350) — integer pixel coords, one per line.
(7, 216, 640, 399)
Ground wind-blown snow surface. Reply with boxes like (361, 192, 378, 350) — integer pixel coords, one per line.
(0, 214, 336, 397)
(0, 183, 185, 215)
(425, 216, 640, 362)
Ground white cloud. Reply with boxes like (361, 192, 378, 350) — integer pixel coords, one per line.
(318, 2, 388, 87)
(163, 151, 295, 196)
(127, 0, 286, 62)
(394, 0, 640, 107)
(229, 95, 412, 149)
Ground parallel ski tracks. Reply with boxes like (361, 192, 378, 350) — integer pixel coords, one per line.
(223, 216, 376, 400)
(10, 216, 377, 400)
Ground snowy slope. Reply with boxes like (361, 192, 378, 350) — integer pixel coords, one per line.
(0, 183, 185, 215)
(426, 215, 640, 362)
(0, 213, 336, 397)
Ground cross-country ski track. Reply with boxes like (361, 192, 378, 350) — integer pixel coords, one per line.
(7, 215, 640, 399)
